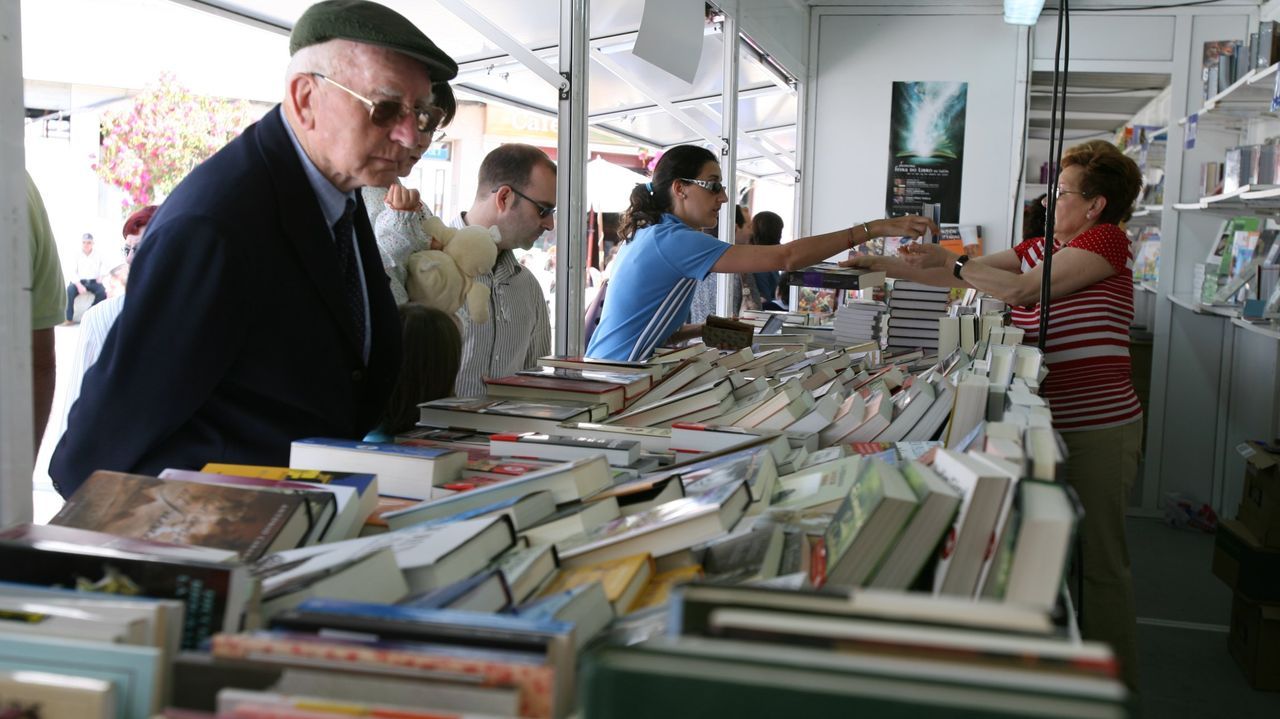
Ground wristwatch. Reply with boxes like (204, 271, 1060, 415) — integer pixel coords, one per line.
(953, 254, 971, 279)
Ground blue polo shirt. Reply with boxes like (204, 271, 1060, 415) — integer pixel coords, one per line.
(586, 213, 731, 361)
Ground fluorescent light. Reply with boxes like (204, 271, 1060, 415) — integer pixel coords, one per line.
(1003, 0, 1047, 25)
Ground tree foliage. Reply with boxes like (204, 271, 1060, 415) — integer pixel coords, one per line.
(94, 73, 257, 209)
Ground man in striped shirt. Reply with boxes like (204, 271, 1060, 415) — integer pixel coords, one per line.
(451, 144, 556, 397)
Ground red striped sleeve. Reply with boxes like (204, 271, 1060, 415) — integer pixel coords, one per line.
(1009, 225, 1142, 432)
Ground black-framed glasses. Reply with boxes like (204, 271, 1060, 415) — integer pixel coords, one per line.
(495, 185, 556, 218)
(679, 177, 726, 194)
(122, 243, 139, 257)
(311, 73, 445, 139)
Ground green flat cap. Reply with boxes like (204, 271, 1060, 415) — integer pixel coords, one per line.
(290, 0, 458, 82)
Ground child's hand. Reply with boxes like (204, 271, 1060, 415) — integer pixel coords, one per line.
(386, 183, 422, 212)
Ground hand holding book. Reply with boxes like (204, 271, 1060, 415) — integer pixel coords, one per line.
(898, 242, 959, 270)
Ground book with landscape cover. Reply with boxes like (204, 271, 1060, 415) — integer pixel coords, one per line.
(201, 463, 378, 535)
(648, 442, 779, 509)
(289, 438, 467, 500)
(158, 468, 342, 545)
(51, 470, 311, 562)
(0, 523, 254, 650)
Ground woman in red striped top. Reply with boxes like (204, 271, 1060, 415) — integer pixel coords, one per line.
(848, 140, 1144, 689)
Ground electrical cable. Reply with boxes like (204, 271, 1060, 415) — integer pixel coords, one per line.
(1039, 0, 1069, 354)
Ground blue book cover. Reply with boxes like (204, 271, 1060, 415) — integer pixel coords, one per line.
(292, 597, 573, 637)
(0, 633, 161, 719)
(295, 437, 458, 460)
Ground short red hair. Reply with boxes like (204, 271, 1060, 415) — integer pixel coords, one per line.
(122, 205, 158, 239)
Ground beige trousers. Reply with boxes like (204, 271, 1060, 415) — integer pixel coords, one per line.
(1062, 417, 1143, 692)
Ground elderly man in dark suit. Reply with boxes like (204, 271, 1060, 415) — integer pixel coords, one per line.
(50, 0, 456, 497)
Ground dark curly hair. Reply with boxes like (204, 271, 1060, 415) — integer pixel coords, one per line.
(380, 303, 462, 435)
(618, 144, 718, 241)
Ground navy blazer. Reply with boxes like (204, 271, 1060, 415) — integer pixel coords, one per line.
(50, 106, 401, 496)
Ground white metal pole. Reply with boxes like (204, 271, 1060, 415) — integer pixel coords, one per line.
(556, 0, 589, 355)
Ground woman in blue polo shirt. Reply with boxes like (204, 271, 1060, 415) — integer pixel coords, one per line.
(585, 145, 937, 362)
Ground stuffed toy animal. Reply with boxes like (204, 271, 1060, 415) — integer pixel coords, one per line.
(405, 215, 501, 323)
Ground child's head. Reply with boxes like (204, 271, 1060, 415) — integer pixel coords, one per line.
(381, 303, 463, 435)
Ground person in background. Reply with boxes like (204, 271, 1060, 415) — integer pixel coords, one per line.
(847, 139, 1144, 690)
(52, 205, 158, 449)
(64, 232, 106, 323)
(586, 144, 935, 362)
(688, 205, 755, 322)
(364, 82, 457, 304)
(366, 303, 462, 440)
(26, 171, 65, 448)
(51, 0, 456, 496)
(449, 143, 556, 398)
(749, 210, 787, 311)
(1025, 193, 1048, 240)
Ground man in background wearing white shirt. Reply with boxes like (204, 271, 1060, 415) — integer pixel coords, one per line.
(65, 232, 106, 322)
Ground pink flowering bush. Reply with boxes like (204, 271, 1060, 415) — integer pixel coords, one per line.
(94, 73, 256, 209)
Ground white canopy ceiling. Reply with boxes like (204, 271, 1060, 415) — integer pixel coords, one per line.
(22, 0, 801, 179)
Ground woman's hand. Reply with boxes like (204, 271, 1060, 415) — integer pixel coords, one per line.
(870, 215, 940, 240)
(898, 242, 959, 269)
(839, 254, 897, 272)
(385, 183, 423, 212)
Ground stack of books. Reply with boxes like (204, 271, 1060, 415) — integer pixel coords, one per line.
(832, 299, 886, 345)
(886, 281, 950, 352)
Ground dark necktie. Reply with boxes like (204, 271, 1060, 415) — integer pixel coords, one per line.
(332, 199, 366, 352)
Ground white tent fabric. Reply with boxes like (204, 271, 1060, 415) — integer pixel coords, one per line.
(586, 157, 648, 212)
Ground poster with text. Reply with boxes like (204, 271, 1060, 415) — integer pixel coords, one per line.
(885, 81, 967, 223)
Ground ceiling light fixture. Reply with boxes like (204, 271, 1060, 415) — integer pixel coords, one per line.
(1003, 0, 1047, 26)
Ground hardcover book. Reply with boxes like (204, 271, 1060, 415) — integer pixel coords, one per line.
(555, 481, 751, 568)
(0, 523, 254, 650)
(418, 397, 610, 434)
(787, 263, 886, 290)
(289, 438, 467, 500)
(51, 470, 311, 562)
(484, 374, 628, 414)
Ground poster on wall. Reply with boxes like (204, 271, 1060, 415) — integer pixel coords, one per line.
(885, 81, 968, 223)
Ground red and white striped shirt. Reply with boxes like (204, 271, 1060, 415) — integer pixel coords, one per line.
(1010, 224, 1142, 432)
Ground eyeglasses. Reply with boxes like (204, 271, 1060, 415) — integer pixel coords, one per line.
(311, 73, 445, 140)
(122, 243, 139, 257)
(1053, 186, 1090, 200)
(496, 185, 556, 218)
(679, 177, 726, 194)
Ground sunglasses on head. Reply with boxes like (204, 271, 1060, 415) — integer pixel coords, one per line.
(311, 73, 445, 140)
(679, 177, 725, 194)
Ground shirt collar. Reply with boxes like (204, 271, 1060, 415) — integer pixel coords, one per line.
(280, 106, 355, 227)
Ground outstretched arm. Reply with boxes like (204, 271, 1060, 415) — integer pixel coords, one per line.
(709, 215, 939, 274)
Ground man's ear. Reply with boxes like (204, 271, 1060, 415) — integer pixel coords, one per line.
(286, 74, 318, 130)
(493, 185, 512, 213)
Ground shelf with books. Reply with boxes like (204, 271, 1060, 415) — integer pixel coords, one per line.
(1180, 62, 1280, 124)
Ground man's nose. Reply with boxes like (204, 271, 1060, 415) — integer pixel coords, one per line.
(388, 113, 419, 148)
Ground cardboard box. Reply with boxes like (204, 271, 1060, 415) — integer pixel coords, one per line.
(1238, 441, 1280, 549)
(1229, 592, 1280, 691)
(1213, 518, 1280, 602)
